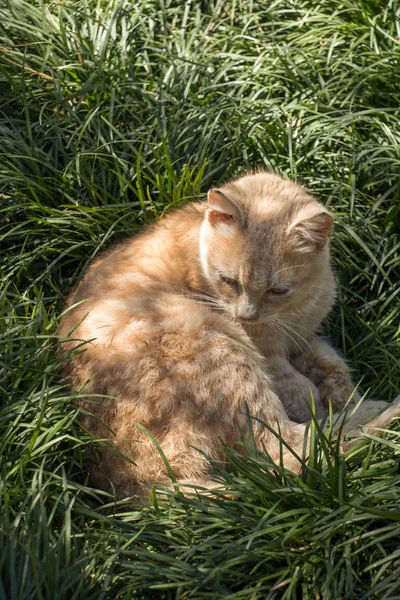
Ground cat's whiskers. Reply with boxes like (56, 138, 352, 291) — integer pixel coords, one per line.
(273, 318, 313, 354)
(268, 320, 290, 356)
(186, 292, 223, 307)
(186, 298, 222, 308)
(184, 291, 228, 313)
(186, 297, 218, 308)
(274, 315, 316, 335)
(271, 318, 306, 359)
(188, 291, 218, 301)
(244, 314, 314, 339)
(186, 287, 221, 301)
(166, 287, 219, 307)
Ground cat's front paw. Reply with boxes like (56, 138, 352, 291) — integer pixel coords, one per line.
(318, 368, 360, 410)
(281, 376, 324, 423)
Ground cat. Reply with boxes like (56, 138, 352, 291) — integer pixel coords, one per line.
(58, 171, 400, 498)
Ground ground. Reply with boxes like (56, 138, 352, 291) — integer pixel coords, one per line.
(1, 0, 400, 598)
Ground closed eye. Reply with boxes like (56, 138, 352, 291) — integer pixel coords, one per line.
(270, 287, 290, 296)
(220, 276, 241, 293)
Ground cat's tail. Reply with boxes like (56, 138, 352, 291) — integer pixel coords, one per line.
(332, 395, 400, 436)
(275, 396, 400, 475)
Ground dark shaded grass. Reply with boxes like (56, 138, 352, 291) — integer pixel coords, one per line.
(1, 0, 400, 598)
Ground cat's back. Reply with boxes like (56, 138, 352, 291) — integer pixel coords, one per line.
(71, 202, 205, 300)
(58, 201, 209, 350)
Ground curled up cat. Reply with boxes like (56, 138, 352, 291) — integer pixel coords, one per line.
(58, 172, 400, 498)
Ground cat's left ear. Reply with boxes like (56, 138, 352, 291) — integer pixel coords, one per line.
(288, 205, 334, 251)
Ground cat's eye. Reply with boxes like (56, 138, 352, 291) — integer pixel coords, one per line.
(270, 287, 290, 296)
(220, 276, 240, 292)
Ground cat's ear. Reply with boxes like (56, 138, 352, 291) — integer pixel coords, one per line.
(288, 205, 334, 251)
(207, 190, 241, 229)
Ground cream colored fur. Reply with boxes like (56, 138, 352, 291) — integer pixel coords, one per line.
(58, 172, 400, 498)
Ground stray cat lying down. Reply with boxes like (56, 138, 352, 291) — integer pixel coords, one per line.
(59, 172, 400, 497)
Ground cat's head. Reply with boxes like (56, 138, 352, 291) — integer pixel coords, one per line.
(199, 172, 335, 324)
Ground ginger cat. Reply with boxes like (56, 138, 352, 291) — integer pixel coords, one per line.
(58, 172, 400, 497)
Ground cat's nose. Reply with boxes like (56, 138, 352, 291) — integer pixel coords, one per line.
(237, 302, 259, 321)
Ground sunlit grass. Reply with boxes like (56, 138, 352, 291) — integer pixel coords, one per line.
(1, 0, 400, 598)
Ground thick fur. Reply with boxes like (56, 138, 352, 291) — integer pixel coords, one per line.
(58, 172, 400, 498)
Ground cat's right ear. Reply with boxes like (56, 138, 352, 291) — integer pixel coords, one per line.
(207, 190, 241, 229)
(288, 206, 334, 251)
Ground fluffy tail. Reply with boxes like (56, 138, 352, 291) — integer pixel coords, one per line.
(276, 396, 400, 475)
(332, 396, 400, 436)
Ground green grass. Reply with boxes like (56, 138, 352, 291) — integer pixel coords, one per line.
(1, 0, 400, 597)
